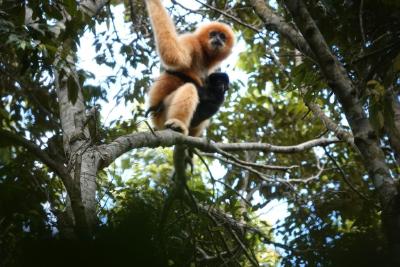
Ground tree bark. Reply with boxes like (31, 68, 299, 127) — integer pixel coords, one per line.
(249, 0, 400, 262)
(51, 0, 108, 237)
(384, 88, 400, 165)
(55, 71, 95, 237)
(97, 130, 339, 169)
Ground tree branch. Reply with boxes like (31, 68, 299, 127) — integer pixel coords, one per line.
(215, 136, 340, 153)
(200, 152, 296, 171)
(299, 87, 355, 146)
(282, 0, 395, 203)
(248, 0, 356, 146)
(323, 147, 376, 206)
(249, 0, 315, 59)
(79, 0, 109, 17)
(97, 130, 340, 169)
(191, 0, 261, 33)
(0, 129, 71, 187)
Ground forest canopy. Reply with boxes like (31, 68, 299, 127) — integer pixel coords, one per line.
(1, 0, 400, 266)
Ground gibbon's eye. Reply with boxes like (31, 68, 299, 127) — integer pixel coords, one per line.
(209, 31, 227, 48)
(209, 31, 226, 41)
(209, 31, 218, 38)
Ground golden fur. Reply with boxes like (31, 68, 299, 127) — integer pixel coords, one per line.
(145, 0, 235, 136)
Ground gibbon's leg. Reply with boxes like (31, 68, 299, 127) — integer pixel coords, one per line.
(164, 83, 199, 135)
(145, 0, 192, 69)
(189, 120, 210, 137)
(147, 74, 180, 111)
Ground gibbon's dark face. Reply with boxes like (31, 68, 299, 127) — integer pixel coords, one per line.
(209, 31, 227, 49)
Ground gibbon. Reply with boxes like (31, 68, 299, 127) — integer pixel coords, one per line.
(145, 0, 235, 136)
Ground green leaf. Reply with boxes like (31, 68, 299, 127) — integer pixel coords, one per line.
(121, 158, 131, 170)
(64, 0, 77, 17)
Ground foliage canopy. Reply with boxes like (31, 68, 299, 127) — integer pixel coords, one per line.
(1, 0, 400, 266)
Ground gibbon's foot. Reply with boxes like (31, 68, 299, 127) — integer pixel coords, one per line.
(165, 119, 188, 135)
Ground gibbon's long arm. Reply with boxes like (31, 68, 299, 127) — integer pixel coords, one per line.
(145, 0, 192, 69)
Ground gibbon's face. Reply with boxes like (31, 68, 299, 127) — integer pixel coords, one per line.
(196, 22, 235, 57)
(209, 30, 227, 49)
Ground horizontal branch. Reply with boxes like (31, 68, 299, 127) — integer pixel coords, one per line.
(201, 152, 297, 171)
(97, 129, 340, 169)
(215, 137, 340, 153)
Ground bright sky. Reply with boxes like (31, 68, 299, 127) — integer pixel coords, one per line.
(77, 2, 288, 234)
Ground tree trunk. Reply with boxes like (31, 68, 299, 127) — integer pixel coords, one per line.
(50, 0, 107, 238)
(250, 0, 400, 262)
(56, 72, 97, 237)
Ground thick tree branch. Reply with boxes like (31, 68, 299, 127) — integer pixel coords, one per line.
(283, 0, 395, 199)
(0, 130, 95, 236)
(300, 87, 355, 146)
(281, 1, 400, 261)
(48, 0, 109, 237)
(248, 0, 394, 197)
(384, 87, 400, 165)
(79, 0, 109, 17)
(249, 0, 315, 59)
(247, 1, 354, 146)
(214, 136, 340, 153)
(97, 130, 340, 169)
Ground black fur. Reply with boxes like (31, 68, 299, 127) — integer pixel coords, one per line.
(190, 72, 229, 127)
(145, 72, 230, 128)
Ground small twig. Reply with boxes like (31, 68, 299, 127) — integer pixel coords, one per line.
(143, 120, 157, 136)
(200, 204, 294, 252)
(359, 0, 366, 46)
(352, 40, 400, 63)
(323, 147, 378, 208)
(226, 226, 260, 267)
(202, 151, 320, 184)
(201, 152, 275, 182)
(191, 0, 261, 33)
(201, 152, 297, 171)
(171, 0, 204, 13)
(106, 3, 121, 42)
(206, 213, 233, 258)
(324, 147, 377, 204)
(194, 150, 217, 201)
(286, 164, 325, 183)
(196, 149, 270, 204)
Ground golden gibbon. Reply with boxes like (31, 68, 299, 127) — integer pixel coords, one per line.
(145, 0, 235, 136)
